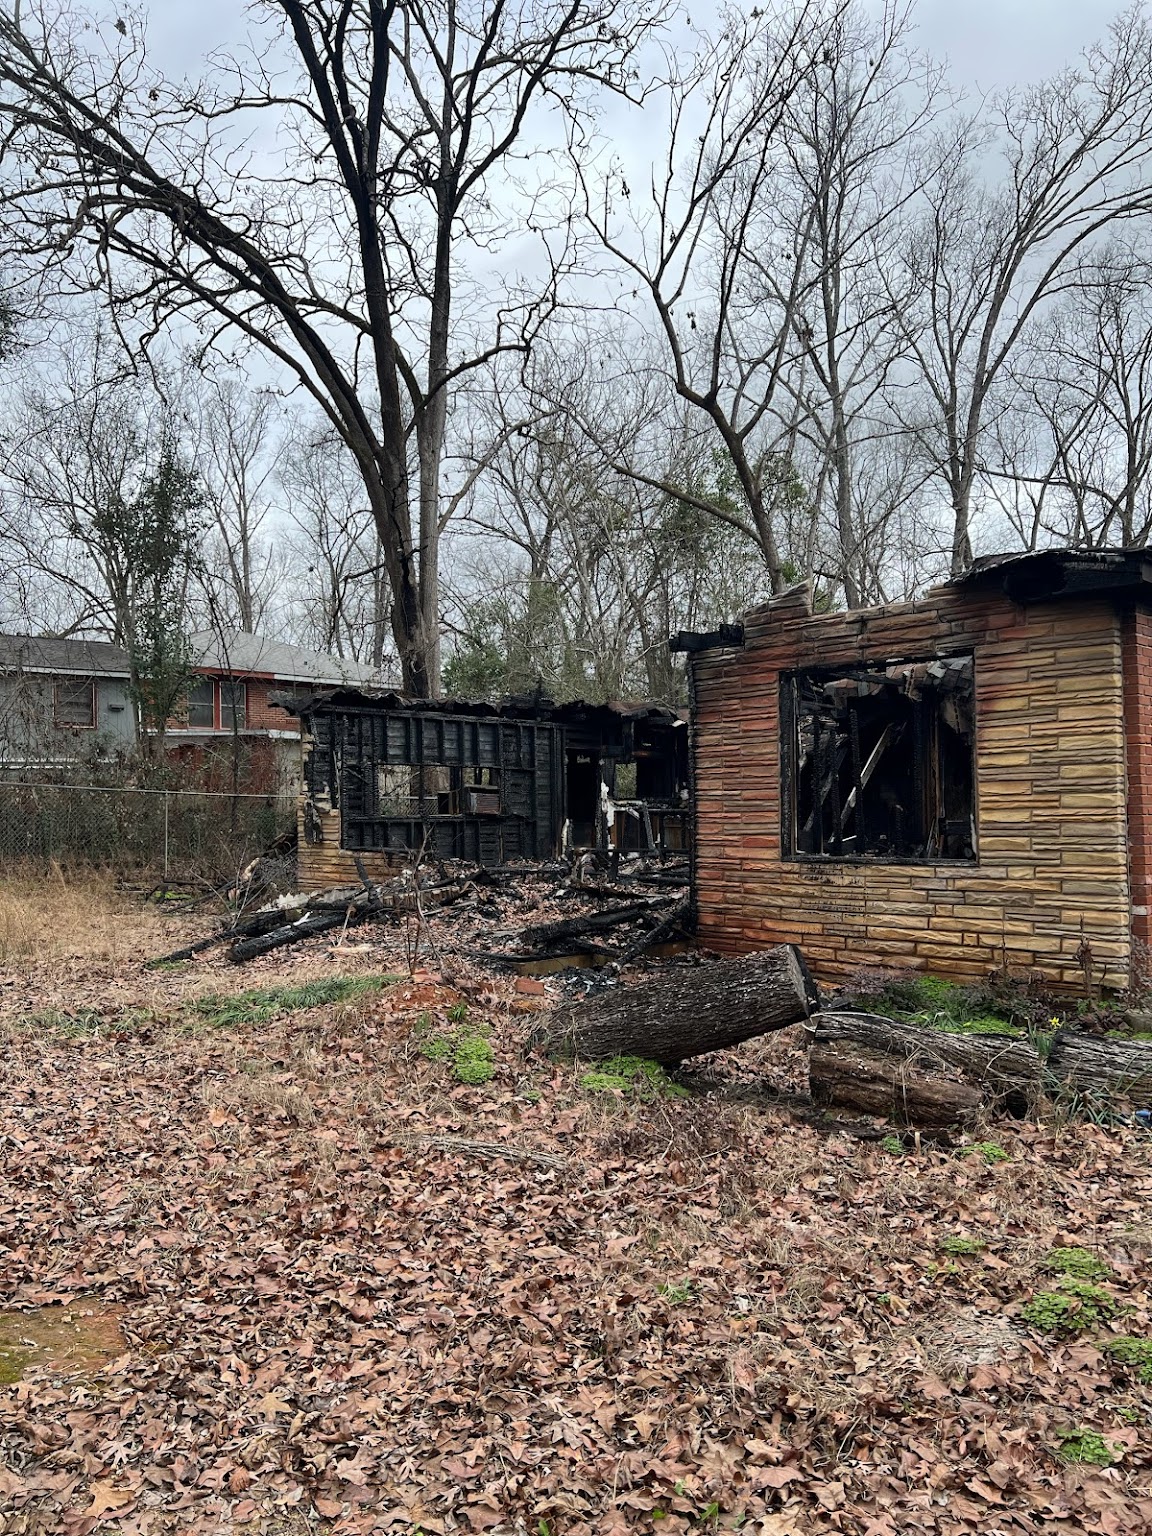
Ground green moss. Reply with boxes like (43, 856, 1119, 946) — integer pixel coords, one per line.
(1044, 1246, 1111, 1281)
(581, 1070, 631, 1092)
(940, 1236, 984, 1257)
(971, 1141, 1010, 1164)
(579, 1056, 689, 1099)
(1021, 1278, 1119, 1334)
(0, 1346, 29, 1384)
(880, 1135, 905, 1156)
(1104, 1336, 1152, 1383)
(192, 975, 395, 1028)
(850, 972, 1024, 1037)
(1056, 1429, 1115, 1467)
(415, 1015, 495, 1085)
(934, 1015, 1025, 1038)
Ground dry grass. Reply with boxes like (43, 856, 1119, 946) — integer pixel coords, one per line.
(0, 863, 170, 970)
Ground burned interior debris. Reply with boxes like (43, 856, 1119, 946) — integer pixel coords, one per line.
(781, 654, 975, 861)
(280, 690, 690, 878)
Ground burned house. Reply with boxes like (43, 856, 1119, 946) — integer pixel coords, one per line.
(280, 690, 689, 888)
(679, 548, 1152, 992)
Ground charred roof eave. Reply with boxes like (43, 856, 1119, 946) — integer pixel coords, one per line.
(669, 624, 745, 654)
(946, 547, 1152, 605)
(269, 688, 686, 726)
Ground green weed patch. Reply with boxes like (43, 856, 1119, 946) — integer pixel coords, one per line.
(192, 975, 395, 1028)
(415, 1008, 496, 1085)
(1043, 1246, 1111, 1281)
(1021, 1278, 1119, 1334)
(1056, 1429, 1115, 1467)
(1104, 1336, 1152, 1382)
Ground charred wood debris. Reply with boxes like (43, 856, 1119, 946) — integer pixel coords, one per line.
(152, 852, 691, 980)
(151, 855, 1152, 1136)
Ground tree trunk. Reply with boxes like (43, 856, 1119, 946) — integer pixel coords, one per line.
(547, 945, 817, 1065)
(1047, 1031, 1152, 1108)
(809, 1039, 984, 1125)
(813, 1012, 1043, 1106)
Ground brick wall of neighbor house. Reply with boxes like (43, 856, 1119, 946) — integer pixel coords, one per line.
(1122, 604, 1152, 970)
(244, 680, 303, 733)
(691, 585, 1133, 991)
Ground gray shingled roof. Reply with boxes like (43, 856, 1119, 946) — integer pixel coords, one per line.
(189, 630, 384, 686)
(0, 629, 384, 686)
(0, 634, 131, 676)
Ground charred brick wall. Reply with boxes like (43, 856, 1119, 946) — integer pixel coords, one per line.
(692, 584, 1132, 990)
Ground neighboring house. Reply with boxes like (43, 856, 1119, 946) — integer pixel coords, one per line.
(678, 547, 1152, 994)
(277, 689, 689, 888)
(0, 635, 136, 768)
(0, 629, 381, 790)
(165, 630, 382, 792)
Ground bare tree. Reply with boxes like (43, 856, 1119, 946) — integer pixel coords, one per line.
(188, 377, 288, 634)
(279, 419, 394, 668)
(995, 257, 1152, 549)
(578, 1, 837, 593)
(446, 342, 775, 702)
(895, 7, 1152, 573)
(0, 0, 668, 694)
(770, 0, 945, 604)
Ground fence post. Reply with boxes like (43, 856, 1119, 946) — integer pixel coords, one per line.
(163, 791, 170, 878)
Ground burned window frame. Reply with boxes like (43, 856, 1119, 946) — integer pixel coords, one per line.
(780, 652, 976, 865)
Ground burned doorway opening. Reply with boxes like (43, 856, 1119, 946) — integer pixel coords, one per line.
(565, 750, 600, 847)
(781, 654, 975, 861)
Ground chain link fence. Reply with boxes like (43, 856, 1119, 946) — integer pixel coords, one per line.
(0, 781, 297, 883)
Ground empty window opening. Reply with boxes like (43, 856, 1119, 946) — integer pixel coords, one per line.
(783, 654, 975, 862)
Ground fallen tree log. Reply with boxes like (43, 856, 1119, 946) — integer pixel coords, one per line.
(812, 1012, 1043, 1106)
(809, 1039, 984, 1126)
(1047, 1031, 1152, 1108)
(547, 945, 817, 1065)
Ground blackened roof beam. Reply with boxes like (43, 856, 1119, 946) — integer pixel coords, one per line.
(669, 624, 745, 655)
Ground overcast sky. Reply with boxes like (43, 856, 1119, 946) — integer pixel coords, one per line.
(145, 0, 1117, 92)
(148, 0, 1124, 87)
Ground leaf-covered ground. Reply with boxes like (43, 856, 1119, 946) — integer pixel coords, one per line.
(1, 880, 1150, 1535)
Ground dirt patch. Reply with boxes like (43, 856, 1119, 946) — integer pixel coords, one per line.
(0, 1303, 125, 1383)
